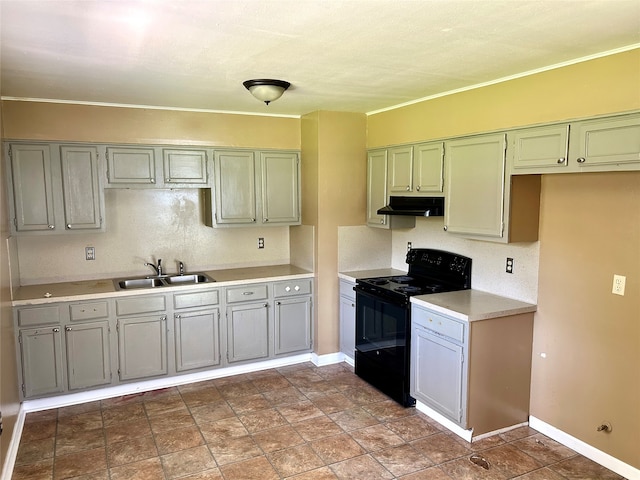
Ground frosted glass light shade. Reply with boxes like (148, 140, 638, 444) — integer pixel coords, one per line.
(243, 79, 290, 105)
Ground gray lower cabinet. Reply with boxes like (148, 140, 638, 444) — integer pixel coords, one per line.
(273, 279, 313, 355)
(173, 289, 221, 372)
(411, 314, 465, 423)
(19, 325, 65, 398)
(65, 321, 111, 390)
(116, 295, 168, 381)
(339, 279, 356, 361)
(225, 284, 270, 363)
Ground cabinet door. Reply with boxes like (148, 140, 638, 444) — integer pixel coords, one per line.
(174, 309, 220, 372)
(260, 151, 300, 224)
(163, 148, 208, 185)
(117, 315, 167, 380)
(19, 326, 64, 398)
(60, 145, 103, 230)
(106, 147, 156, 185)
(8, 144, 56, 232)
(444, 134, 506, 238)
(339, 295, 356, 359)
(510, 125, 570, 172)
(226, 303, 269, 363)
(214, 150, 257, 224)
(414, 142, 444, 193)
(570, 114, 640, 169)
(65, 321, 111, 390)
(387, 146, 414, 194)
(366, 150, 388, 227)
(274, 297, 311, 355)
(412, 324, 464, 424)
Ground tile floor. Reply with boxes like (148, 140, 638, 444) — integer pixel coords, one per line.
(13, 362, 625, 480)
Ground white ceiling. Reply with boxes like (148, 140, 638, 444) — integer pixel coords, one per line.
(1, 0, 639, 117)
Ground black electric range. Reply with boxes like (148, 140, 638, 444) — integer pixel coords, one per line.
(354, 248, 472, 406)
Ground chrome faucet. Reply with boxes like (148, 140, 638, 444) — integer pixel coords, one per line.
(144, 259, 162, 277)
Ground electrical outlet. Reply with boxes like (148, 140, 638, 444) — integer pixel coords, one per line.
(85, 247, 95, 261)
(258, 237, 264, 249)
(612, 274, 626, 296)
(407, 242, 412, 251)
(506, 257, 514, 274)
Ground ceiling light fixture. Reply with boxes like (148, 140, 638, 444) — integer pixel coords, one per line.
(243, 79, 291, 105)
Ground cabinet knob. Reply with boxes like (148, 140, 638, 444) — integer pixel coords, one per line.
(48, 225, 55, 229)
(276, 301, 281, 305)
(175, 314, 181, 320)
(576, 157, 586, 164)
(53, 327, 60, 332)
(66, 224, 71, 229)
(443, 225, 448, 231)
(351, 303, 355, 307)
(380, 219, 384, 224)
(150, 179, 156, 183)
(406, 186, 410, 191)
(285, 286, 291, 292)
(263, 303, 268, 308)
(65, 326, 72, 331)
(416, 186, 421, 191)
(557, 158, 566, 164)
(294, 285, 300, 291)
(264, 218, 269, 222)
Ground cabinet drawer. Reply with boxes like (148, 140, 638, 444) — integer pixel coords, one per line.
(69, 301, 109, 321)
(226, 284, 268, 303)
(339, 280, 355, 300)
(17, 305, 60, 327)
(414, 309, 465, 343)
(173, 289, 219, 310)
(116, 295, 166, 316)
(273, 279, 312, 298)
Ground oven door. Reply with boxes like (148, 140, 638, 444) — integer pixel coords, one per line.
(354, 286, 414, 406)
(355, 287, 408, 357)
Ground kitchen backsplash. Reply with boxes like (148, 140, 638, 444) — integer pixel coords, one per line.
(14, 189, 292, 285)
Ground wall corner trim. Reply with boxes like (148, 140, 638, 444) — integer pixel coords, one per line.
(529, 416, 640, 480)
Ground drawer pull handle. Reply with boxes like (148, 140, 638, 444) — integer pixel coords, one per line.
(242, 291, 254, 295)
(294, 285, 300, 291)
(285, 287, 291, 292)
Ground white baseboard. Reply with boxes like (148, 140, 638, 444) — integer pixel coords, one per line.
(415, 400, 473, 442)
(310, 352, 345, 367)
(1, 406, 25, 480)
(529, 416, 639, 480)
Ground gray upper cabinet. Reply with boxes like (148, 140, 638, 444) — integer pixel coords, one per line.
(387, 146, 414, 194)
(60, 145, 103, 230)
(209, 149, 300, 227)
(260, 151, 300, 225)
(106, 147, 156, 185)
(366, 149, 389, 227)
(163, 148, 208, 185)
(7, 143, 56, 232)
(106, 146, 210, 187)
(444, 134, 507, 238)
(569, 113, 640, 171)
(387, 143, 444, 196)
(510, 124, 571, 172)
(6, 143, 104, 234)
(213, 150, 257, 225)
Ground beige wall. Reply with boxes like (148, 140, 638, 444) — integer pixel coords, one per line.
(368, 49, 640, 147)
(534, 172, 639, 468)
(0, 94, 21, 475)
(301, 111, 366, 355)
(367, 49, 640, 467)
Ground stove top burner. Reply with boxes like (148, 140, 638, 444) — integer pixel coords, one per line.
(389, 275, 413, 284)
(394, 285, 423, 294)
(369, 278, 389, 285)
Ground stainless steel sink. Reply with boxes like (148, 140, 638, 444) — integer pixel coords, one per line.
(164, 274, 211, 284)
(114, 273, 215, 290)
(116, 278, 165, 290)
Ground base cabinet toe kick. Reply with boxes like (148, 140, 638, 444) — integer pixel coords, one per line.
(14, 276, 314, 400)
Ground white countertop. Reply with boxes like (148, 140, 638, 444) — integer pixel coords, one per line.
(338, 268, 407, 283)
(411, 289, 537, 322)
(12, 264, 313, 306)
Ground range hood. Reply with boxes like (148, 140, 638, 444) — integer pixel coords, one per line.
(377, 196, 444, 217)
